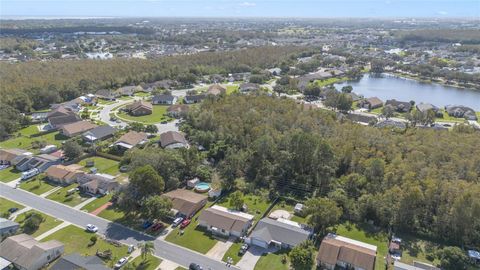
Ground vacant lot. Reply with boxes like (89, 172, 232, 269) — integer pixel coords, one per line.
(0, 167, 22, 182)
(117, 104, 172, 124)
(15, 210, 63, 237)
(46, 184, 90, 207)
(79, 156, 120, 175)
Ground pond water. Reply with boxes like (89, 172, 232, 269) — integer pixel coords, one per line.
(334, 73, 480, 111)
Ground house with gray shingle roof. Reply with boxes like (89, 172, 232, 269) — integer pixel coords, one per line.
(247, 218, 313, 249)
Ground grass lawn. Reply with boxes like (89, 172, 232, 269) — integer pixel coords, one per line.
(175, 267, 187, 270)
(217, 194, 272, 221)
(332, 222, 389, 270)
(254, 249, 289, 270)
(437, 109, 468, 123)
(118, 96, 134, 101)
(226, 85, 239, 95)
(15, 210, 63, 237)
(370, 106, 383, 115)
(97, 99, 116, 105)
(134, 92, 151, 97)
(222, 242, 243, 264)
(0, 125, 68, 153)
(19, 175, 57, 195)
(0, 167, 22, 182)
(97, 203, 126, 221)
(46, 184, 90, 207)
(79, 156, 120, 175)
(269, 200, 307, 224)
(42, 225, 128, 267)
(165, 202, 218, 254)
(0, 197, 24, 216)
(81, 193, 113, 213)
(129, 254, 161, 270)
(117, 104, 172, 124)
(314, 77, 348, 87)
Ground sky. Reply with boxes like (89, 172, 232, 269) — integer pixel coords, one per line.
(0, 0, 479, 18)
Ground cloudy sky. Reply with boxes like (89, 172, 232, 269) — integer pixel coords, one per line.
(1, 0, 478, 18)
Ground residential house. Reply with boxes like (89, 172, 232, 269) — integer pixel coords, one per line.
(30, 112, 49, 123)
(445, 105, 478, 120)
(117, 86, 138, 96)
(152, 94, 177, 105)
(0, 218, 19, 237)
(83, 125, 116, 142)
(198, 205, 254, 238)
(125, 101, 153, 116)
(375, 119, 407, 129)
(207, 84, 226, 96)
(385, 99, 412, 112)
(0, 149, 32, 166)
(239, 83, 260, 93)
(348, 92, 361, 102)
(248, 218, 313, 249)
(268, 68, 282, 76)
(162, 189, 207, 218)
(0, 234, 64, 270)
(77, 173, 119, 195)
(45, 164, 85, 185)
(416, 103, 438, 113)
(50, 253, 110, 270)
(394, 261, 440, 270)
(316, 233, 377, 270)
(47, 106, 81, 129)
(184, 94, 206, 104)
(60, 121, 97, 137)
(361, 97, 383, 110)
(16, 154, 62, 172)
(167, 104, 189, 118)
(95, 89, 119, 101)
(160, 131, 188, 149)
(113, 131, 148, 150)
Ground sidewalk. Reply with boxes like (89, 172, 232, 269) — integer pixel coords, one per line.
(9, 206, 32, 220)
(39, 186, 62, 198)
(35, 221, 71, 241)
(5, 178, 21, 187)
(73, 196, 97, 210)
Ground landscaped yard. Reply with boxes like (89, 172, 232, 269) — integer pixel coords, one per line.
(217, 193, 272, 221)
(19, 175, 57, 195)
(332, 222, 389, 270)
(128, 253, 161, 270)
(0, 167, 22, 182)
(41, 225, 128, 267)
(81, 193, 113, 213)
(222, 242, 243, 264)
(254, 249, 289, 270)
(0, 197, 24, 216)
(117, 104, 172, 124)
(0, 125, 68, 153)
(15, 210, 63, 237)
(79, 156, 120, 175)
(46, 184, 90, 207)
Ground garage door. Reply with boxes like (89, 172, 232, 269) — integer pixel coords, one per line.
(250, 237, 268, 249)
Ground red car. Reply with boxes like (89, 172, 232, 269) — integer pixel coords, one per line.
(150, 223, 164, 232)
(180, 219, 191, 229)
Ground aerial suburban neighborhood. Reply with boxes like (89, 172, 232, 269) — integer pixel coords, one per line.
(0, 1, 479, 270)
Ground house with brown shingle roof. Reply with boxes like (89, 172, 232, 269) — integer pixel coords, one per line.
(207, 84, 226, 96)
(125, 100, 153, 116)
(0, 149, 32, 166)
(45, 164, 85, 185)
(167, 104, 189, 118)
(198, 205, 254, 238)
(317, 234, 377, 270)
(360, 97, 383, 110)
(162, 189, 207, 218)
(160, 131, 188, 149)
(113, 131, 148, 150)
(60, 121, 97, 137)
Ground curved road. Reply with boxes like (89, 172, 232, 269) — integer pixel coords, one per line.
(0, 182, 239, 270)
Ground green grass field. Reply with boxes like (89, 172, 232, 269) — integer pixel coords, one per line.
(217, 194, 272, 221)
(222, 242, 243, 264)
(314, 77, 348, 87)
(128, 253, 161, 270)
(0, 125, 68, 153)
(46, 184, 89, 207)
(41, 225, 128, 267)
(97, 203, 126, 221)
(15, 210, 63, 237)
(226, 85, 240, 95)
(79, 156, 120, 175)
(117, 104, 172, 124)
(0, 167, 22, 182)
(254, 249, 289, 270)
(81, 194, 113, 213)
(19, 175, 57, 195)
(0, 197, 24, 216)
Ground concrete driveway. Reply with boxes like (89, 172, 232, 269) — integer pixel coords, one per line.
(206, 237, 235, 261)
(236, 246, 266, 270)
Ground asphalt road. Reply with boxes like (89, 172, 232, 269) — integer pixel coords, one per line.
(0, 183, 240, 270)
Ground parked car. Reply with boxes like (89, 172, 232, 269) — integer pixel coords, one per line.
(85, 224, 98, 233)
(142, 220, 153, 229)
(8, 207, 18, 213)
(239, 243, 249, 256)
(189, 263, 203, 270)
(172, 217, 184, 227)
(180, 218, 191, 229)
(150, 222, 164, 232)
(114, 257, 128, 269)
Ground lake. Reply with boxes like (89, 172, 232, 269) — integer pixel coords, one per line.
(334, 73, 480, 111)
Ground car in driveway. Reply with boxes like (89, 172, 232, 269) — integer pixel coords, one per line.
(189, 263, 203, 270)
(114, 257, 128, 269)
(172, 217, 184, 227)
(150, 222, 164, 232)
(85, 224, 98, 233)
(180, 218, 191, 229)
(238, 243, 249, 256)
(142, 220, 153, 229)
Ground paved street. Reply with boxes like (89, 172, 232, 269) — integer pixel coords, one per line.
(0, 182, 240, 270)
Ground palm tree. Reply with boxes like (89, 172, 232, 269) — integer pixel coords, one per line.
(138, 241, 155, 263)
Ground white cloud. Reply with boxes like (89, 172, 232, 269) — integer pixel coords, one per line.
(240, 2, 256, 7)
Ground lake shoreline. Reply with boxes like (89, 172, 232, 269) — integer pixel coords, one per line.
(386, 71, 480, 92)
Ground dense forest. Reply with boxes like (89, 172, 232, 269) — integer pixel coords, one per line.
(171, 94, 479, 248)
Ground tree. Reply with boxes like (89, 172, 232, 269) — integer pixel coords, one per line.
(128, 122, 145, 132)
(145, 124, 158, 133)
(63, 140, 83, 160)
(141, 195, 172, 221)
(437, 246, 469, 270)
(289, 241, 314, 270)
(138, 241, 155, 262)
(341, 85, 353, 93)
(305, 198, 342, 234)
(382, 104, 395, 119)
(324, 91, 352, 112)
(22, 212, 44, 233)
(229, 191, 245, 210)
(128, 165, 165, 200)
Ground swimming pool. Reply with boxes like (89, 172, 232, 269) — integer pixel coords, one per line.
(194, 182, 211, 193)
